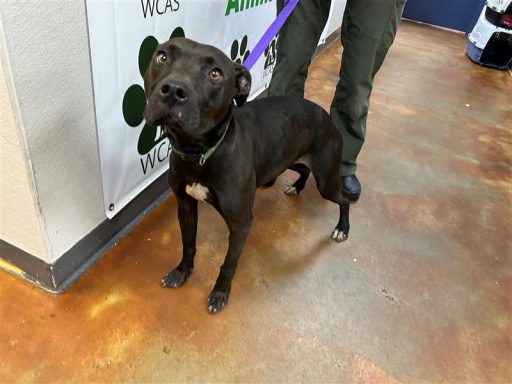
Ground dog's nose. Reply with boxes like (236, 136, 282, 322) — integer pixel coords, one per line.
(159, 81, 188, 102)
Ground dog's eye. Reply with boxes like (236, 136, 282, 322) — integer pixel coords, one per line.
(209, 69, 222, 81)
(155, 51, 168, 65)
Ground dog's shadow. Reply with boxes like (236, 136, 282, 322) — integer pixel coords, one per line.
(253, 235, 333, 277)
(247, 171, 339, 277)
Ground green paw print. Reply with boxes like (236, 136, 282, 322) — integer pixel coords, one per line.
(230, 35, 250, 64)
(122, 27, 185, 155)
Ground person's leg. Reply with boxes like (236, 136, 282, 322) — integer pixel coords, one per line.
(268, 0, 331, 97)
(330, 0, 405, 199)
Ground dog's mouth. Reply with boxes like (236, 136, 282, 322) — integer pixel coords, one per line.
(155, 112, 182, 130)
(144, 99, 191, 131)
(145, 107, 208, 147)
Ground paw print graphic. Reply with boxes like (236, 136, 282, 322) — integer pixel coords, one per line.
(230, 35, 250, 64)
(264, 36, 278, 70)
(122, 27, 185, 155)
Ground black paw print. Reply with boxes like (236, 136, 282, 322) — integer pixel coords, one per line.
(230, 35, 250, 64)
(122, 27, 185, 155)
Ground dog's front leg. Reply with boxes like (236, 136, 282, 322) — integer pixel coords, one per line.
(208, 217, 253, 313)
(161, 194, 198, 288)
(208, 185, 255, 314)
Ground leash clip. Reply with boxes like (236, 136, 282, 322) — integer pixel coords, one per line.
(199, 154, 206, 166)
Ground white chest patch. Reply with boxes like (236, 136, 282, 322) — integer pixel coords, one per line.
(185, 183, 209, 202)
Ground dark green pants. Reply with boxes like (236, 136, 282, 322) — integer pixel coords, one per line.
(268, 0, 406, 176)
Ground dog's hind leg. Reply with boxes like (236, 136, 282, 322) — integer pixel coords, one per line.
(263, 178, 277, 188)
(317, 178, 350, 242)
(284, 163, 311, 195)
(317, 177, 350, 242)
(161, 194, 198, 288)
(332, 198, 350, 242)
(311, 147, 350, 242)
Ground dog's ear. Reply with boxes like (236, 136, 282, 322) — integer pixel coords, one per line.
(234, 62, 251, 107)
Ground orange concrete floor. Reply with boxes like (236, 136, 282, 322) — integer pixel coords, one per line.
(1, 21, 511, 383)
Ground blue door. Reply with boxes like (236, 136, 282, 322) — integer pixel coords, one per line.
(403, 0, 486, 32)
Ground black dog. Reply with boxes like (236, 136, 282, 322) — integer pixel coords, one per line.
(144, 37, 350, 313)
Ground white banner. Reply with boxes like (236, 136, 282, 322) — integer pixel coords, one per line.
(86, 0, 342, 218)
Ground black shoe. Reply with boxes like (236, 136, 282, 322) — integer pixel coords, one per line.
(342, 175, 361, 202)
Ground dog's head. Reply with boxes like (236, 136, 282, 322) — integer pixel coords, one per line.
(143, 37, 251, 139)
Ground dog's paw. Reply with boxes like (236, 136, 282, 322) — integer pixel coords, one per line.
(331, 228, 348, 243)
(207, 290, 229, 314)
(161, 269, 188, 288)
(284, 185, 298, 195)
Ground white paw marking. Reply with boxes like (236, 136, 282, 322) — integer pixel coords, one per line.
(331, 229, 347, 242)
(284, 186, 298, 195)
(185, 183, 209, 202)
